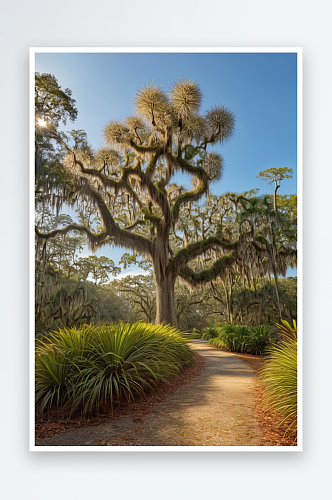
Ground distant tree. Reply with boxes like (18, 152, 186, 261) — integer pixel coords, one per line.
(175, 284, 211, 330)
(257, 167, 293, 214)
(76, 255, 121, 284)
(112, 273, 156, 323)
(35, 208, 122, 332)
(255, 168, 295, 318)
(237, 192, 296, 319)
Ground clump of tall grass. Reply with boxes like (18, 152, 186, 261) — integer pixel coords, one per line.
(201, 326, 219, 340)
(258, 322, 297, 436)
(209, 324, 273, 355)
(35, 322, 193, 417)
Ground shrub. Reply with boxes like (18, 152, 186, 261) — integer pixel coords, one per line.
(201, 326, 219, 340)
(214, 324, 251, 352)
(246, 325, 274, 355)
(209, 337, 226, 349)
(181, 332, 201, 340)
(35, 324, 95, 413)
(208, 324, 273, 355)
(258, 337, 297, 435)
(35, 322, 193, 417)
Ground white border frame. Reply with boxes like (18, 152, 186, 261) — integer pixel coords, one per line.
(29, 47, 302, 452)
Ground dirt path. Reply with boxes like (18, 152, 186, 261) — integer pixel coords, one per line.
(36, 340, 264, 447)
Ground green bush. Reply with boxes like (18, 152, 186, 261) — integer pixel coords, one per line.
(208, 324, 273, 355)
(201, 326, 219, 340)
(246, 325, 274, 355)
(181, 333, 201, 340)
(180, 329, 201, 340)
(35, 322, 193, 417)
(258, 338, 297, 435)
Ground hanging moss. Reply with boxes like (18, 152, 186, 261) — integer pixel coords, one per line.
(178, 252, 237, 289)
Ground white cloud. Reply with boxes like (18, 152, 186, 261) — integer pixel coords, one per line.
(108, 270, 150, 282)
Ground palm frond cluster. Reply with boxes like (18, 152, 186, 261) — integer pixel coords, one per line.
(258, 321, 297, 436)
(35, 322, 193, 417)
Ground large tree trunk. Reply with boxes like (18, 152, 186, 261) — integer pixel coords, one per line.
(155, 272, 178, 326)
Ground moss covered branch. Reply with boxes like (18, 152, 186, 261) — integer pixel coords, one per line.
(168, 236, 237, 274)
(35, 224, 107, 248)
(178, 251, 237, 288)
(166, 152, 209, 221)
(87, 185, 155, 255)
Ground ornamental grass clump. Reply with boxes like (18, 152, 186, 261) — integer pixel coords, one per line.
(201, 326, 219, 340)
(35, 322, 193, 417)
(208, 324, 273, 355)
(258, 321, 297, 436)
(209, 324, 251, 353)
(35, 324, 96, 414)
(246, 325, 274, 355)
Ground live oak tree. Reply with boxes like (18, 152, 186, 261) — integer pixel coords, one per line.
(36, 79, 242, 326)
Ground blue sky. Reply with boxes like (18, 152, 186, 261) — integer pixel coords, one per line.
(35, 51, 298, 276)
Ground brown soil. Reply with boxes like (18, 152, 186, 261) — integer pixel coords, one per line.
(35, 352, 205, 440)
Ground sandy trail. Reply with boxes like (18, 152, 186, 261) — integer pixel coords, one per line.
(36, 340, 264, 447)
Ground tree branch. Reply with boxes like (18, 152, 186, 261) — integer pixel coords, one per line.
(166, 152, 209, 221)
(168, 236, 237, 274)
(35, 223, 107, 247)
(178, 251, 237, 287)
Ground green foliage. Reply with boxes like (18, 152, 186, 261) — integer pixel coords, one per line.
(180, 331, 201, 340)
(209, 324, 274, 355)
(258, 338, 297, 435)
(245, 325, 274, 355)
(35, 73, 78, 127)
(201, 325, 219, 340)
(76, 255, 121, 284)
(35, 322, 193, 417)
(256, 167, 293, 184)
(275, 319, 297, 341)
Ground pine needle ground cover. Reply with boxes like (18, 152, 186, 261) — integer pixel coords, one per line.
(35, 322, 194, 418)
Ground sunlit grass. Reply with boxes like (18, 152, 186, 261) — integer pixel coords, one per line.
(35, 322, 193, 417)
(258, 338, 297, 435)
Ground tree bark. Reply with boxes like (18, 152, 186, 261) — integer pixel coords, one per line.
(274, 179, 280, 215)
(155, 272, 177, 326)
